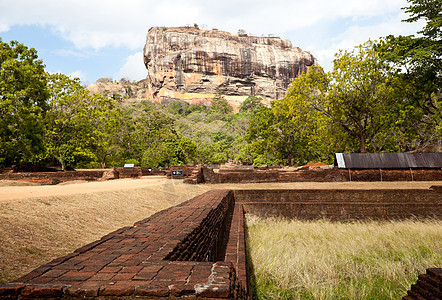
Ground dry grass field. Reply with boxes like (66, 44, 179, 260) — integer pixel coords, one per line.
(0, 177, 440, 289)
(247, 216, 442, 299)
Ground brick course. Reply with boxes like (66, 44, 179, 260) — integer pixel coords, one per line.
(192, 167, 442, 184)
(403, 268, 441, 300)
(234, 187, 441, 220)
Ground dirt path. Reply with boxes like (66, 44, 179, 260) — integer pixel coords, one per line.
(0, 177, 439, 202)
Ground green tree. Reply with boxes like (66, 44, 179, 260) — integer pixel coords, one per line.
(0, 40, 49, 166)
(208, 94, 233, 121)
(245, 67, 332, 166)
(88, 95, 125, 168)
(131, 109, 186, 168)
(45, 74, 94, 170)
(244, 106, 280, 166)
(239, 96, 264, 114)
(320, 42, 396, 153)
(377, 0, 441, 151)
(273, 66, 332, 164)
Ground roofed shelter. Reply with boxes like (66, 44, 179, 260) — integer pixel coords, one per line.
(335, 153, 442, 169)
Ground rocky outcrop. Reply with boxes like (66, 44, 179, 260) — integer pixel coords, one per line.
(143, 27, 318, 108)
(87, 79, 150, 102)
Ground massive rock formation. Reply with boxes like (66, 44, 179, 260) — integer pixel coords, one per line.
(143, 27, 318, 108)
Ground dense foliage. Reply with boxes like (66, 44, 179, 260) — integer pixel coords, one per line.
(0, 0, 439, 169)
(0, 40, 48, 166)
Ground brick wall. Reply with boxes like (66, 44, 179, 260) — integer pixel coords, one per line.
(0, 167, 167, 184)
(0, 170, 106, 185)
(234, 187, 441, 220)
(403, 268, 441, 299)
(114, 167, 167, 178)
(164, 190, 234, 261)
(198, 167, 442, 184)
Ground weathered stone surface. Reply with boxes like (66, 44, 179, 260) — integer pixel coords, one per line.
(143, 27, 318, 108)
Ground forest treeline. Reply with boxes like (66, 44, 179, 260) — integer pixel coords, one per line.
(0, 0, 440, 169)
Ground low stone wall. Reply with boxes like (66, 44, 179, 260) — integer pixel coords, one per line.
(113, 167, 167, 179)
(0, 168, 167, 184)
(235, 187, 442, 220)
(0, 170, 106, 185)
(403, 268, 441, 300)
(197, 167, 442, 184)
(0, 187, 440, 299)
(168, 165, 200, 180)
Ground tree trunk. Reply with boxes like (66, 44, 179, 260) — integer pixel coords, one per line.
(360, 131, 366, 153)
(101, 154, 107, 169)
(60, 158, 66, 171)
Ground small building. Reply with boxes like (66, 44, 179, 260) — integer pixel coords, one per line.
(335, 153, 442, 169)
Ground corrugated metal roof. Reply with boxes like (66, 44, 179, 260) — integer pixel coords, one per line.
(335, 153, 442, 169)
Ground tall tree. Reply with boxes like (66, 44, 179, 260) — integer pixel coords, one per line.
(45, 74, 94, 170)
(0, 40, 49, 166)
(244, 106, 280, 166)
(320, 42, 396, 153)
(245, 66, 332, 166)
(377, 0, 441, 150)
(88, 95, 125, 168)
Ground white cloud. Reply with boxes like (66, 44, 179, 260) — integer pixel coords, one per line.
(67, 70, 87, 81)
(52, 48, 90, 58)
(1, 0, 422, 81)
(0, 0, 414, 50)
(115, 52, 147, 81)
(308, 10, 424, 71)
(0, 23, 9, 33)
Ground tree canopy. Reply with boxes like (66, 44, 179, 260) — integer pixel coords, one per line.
(0, 40, 49, 166)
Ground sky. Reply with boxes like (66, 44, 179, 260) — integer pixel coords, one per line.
(0, 0, 424, 85)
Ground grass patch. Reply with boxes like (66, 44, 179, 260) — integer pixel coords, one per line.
(246, 216, 442, 299)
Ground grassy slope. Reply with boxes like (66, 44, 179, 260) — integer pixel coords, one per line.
(247, 216, 442, 300)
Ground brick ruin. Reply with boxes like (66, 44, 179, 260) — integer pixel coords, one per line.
(0, 187, 440, 299)
(0, 168, 167, 185)
(1, 164, 440, 185)
(184, 166, 442, 184)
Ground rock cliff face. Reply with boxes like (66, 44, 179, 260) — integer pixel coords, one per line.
(143, 27, 318, 108)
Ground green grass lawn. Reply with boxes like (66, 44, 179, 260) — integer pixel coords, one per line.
(246, 216, 442, 299)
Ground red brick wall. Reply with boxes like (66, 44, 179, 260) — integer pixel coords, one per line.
(0, 170, 106, 185)
(235, 187, 441, 220)
(403, 268, 441, 300)
(199, 167, 442, 184)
